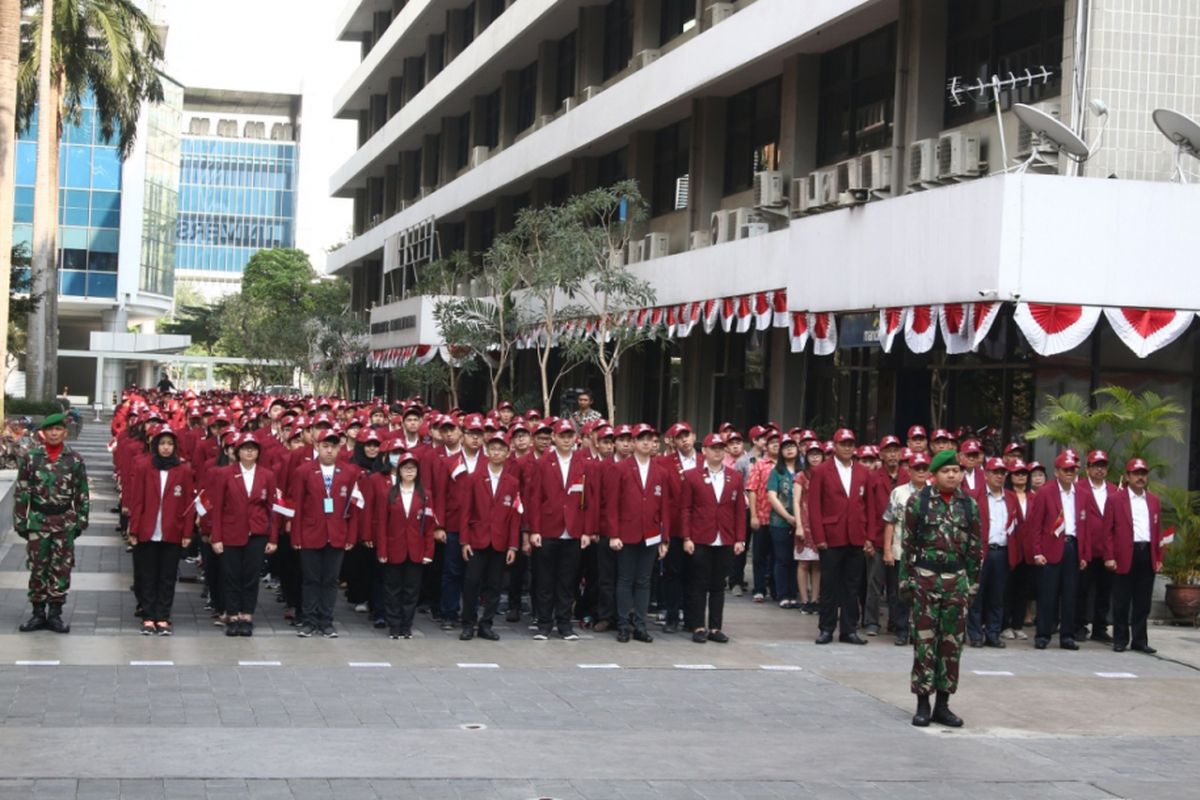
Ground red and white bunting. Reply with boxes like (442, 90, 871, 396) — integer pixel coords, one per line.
(879, 307, 905, 353)
(905, 305, 937, 353)
(676, 302, 700, 338)
(1105, 308, 1193, 358)
(772, 290, 789, 328)
(719, 297, 737, 333)
(939, 303, 973, 355)
(702, 298, 721, 334)
(971, 302, 1001, 350)
(754, 293, 773, 331)
(789, 312, 810, 353)
(811, 312, 838, 355)
(735, 295, 754, 334)
(1013, 303, 1101, 356)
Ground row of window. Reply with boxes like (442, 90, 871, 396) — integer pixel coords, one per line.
(176, 243, 285, 273)
(178, 186, 295, 219)
(180, 156, 297, 192)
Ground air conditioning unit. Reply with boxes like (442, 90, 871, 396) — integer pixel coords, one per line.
(752, 170, 785, 207)
(835, 159, 863, 195)
(806, 169, 837, 210)
(689, 230, 711, 250)
(643, 232, 669, 260)
(731, 207, 767, 240)
(625, 240, 644, 264)
(562, 96, 578, 113)
(710, 209, 735, 244)
(859, 149, 893, 193)
(937, 131, 981, 180)
(704, 2, 733, 28)
(469, 146, 489, 168)
(632, 49, 660, 70)
(1016, 102, 1062, 157)
(580, 85, 602, 102)
(908, 138, 937, 187)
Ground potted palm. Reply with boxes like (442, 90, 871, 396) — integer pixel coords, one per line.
(1160, 487, 1200, 622)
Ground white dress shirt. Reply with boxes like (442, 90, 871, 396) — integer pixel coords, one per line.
(152, 470, 168, 542)
(679, 451, 696, 472)
(1129, 489, 1151, 543)
(1061, 484, 1077, 537)
(241, 465, 256, 496)
(636, 457, 650, 488)
(488, 465, 503, 495)
(557, 451, 573, 488)
(1091, 480, 1108, 516)
(399, 486, 414, 515)
(986, 490, 1008, 546)
(709, 467, 725, 546)
(835, 458, 853, 496)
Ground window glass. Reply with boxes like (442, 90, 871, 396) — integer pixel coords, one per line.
(92, 148, 122, 190)
(724, 78, 781, 194)
(603, 0, 633, 80)
(817, 24, 896, 165)
(653, 120, 691, 215)
(516, 61, 538, 133)
(660, 0, 696, 45)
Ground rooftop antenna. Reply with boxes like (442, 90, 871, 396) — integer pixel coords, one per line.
(947, 66, 1054, 172)
(1151, 108, 1200, 183)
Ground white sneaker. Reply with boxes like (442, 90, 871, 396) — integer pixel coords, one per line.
(752, 593, 765, 603)
(1000, 628, 1016, 640)
(353, 602, 368, 613)
(733, 585, 744, 597)
(1013, 629, 1029, 640)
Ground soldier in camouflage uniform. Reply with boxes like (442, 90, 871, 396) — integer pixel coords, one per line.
(899, 448, 981, 727)
(14, 414, 90, 633)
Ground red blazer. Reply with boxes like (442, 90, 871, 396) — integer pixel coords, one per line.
(439, 449, 483, 533)
(211, 465, 279, 547)
(372, 473, 438, 564)
(596, 456, 628, 538)
(527, 451, 595, 540)
(1011, 490, 1036, 567)
(656, 450, 698, 539)
(289, 461, 363, 549)
(1102, 488, 1163, 575)
(1079, 480, 1119, 561)
(1029, 482, 1089, 564)
(807, 458, 872, 548)
(977, 487, 1021, 565)
(868, 468, 907, 544)
(680, 465, 746, 546)
(126, 458, 196, 545)
(959, 466, 987, 504)
(462, 466, 522, 552)
(606, 457, 671, 545)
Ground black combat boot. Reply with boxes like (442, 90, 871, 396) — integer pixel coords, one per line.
(44, 604, 70, 634)
(932, 690, 963, 727)
(18, 604, 47, 632)
(912, 694, 932, 727)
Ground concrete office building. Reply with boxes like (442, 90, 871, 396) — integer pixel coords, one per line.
(328, 0, 1200, 485)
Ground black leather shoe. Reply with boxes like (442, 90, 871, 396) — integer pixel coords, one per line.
(912, 695, 932, 727)
(632, 629, 654, 643)
(969, 639, 984, 648)
(45, 605, 70, 634)
(839, 633, 868, 645)
(1060, 640, 1080, 651)
(459, 627, 475, 641)
(663, 622, 679, 634)
(225, 621, 241, 637)
(477, 627, 500, 641)
(18, 606, 46, 633)
(1091, 631, 1114, 644)
(984, 638, 1006, 649)
(894, 632, 909, 646)
(505, 609, 521, 623)
(1112, 643, 1126, 653)
(815, 631, 834, 645)
(1034, 639, 1048, 650)
(1132, 644, 1157, 655)
(239, 621, 253, 637)
(707, 631, 729, 644)
(692, 629, 707, 643)
(932, 691, 963, 728)
(616, 629, 631, 643)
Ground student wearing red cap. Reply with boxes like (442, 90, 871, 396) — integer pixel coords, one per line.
(865, 436, 909, 636)
(459, 433, 521, 641)
(792, 441, 825, 614)
(967, 458, 1019, 648)
(1102, 459, 1162, 654)
(1029, 451, 1088, 650)
(435, 415, 484, 629)
(881, 452, 931, 646)
(1001, 460, 1036, 641)
(374, 447, 438, 639)
(656, 422, 698, 634)
(746, 431, 781, 602)
(1076, 450, 1118, 644)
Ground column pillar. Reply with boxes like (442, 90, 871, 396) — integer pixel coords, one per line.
(205, 363, 214, 390)
(633, 0, 662, 54)
(577, 6, 605, 90)
(535, 41, 557, 122)
(689, 96, 728, 236)
(780, 54, 819, 181)
(93, 356, 105, 407)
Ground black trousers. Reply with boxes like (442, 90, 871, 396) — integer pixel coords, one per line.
(1005, 561, 1035, 631)
(534, 538, 582, 628)
(277, 529, 302, 612)
(662, 537, 689, 626)
(817, 545, 864, 637)
(506, 549, 529, 610)
(728, 511, 751, 588)
(342, 543, 373, 605)
(596, 536, 619, 626)
(383, 561, 423, 634)
(688, 544, 732, 631)
(201, 538, 224, 614)
(885, 562, 908, 633)
(1036, 537, 1080, 643)
(575, 539, 598, 623)
(222, 536, 269, 615)
(1112, 543, 1154, 649)
(300, 546, 345, 629)
(462, 548, 506, 628)
(133, 542, 182, 622)
(419, 539, 445, 614)
(968, 546, 1009, 642)
(1076, 557, 1114, 635)
(616, 543, 658, 633)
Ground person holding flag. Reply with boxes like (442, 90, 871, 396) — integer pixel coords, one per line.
(1103, 458, 1164, 654)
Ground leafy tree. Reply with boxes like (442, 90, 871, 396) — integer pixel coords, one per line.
(160, 299, 227, 356)
(0, 0, 19, 420)
(307, 277, 367, 398)
(18, 0, 165, 401)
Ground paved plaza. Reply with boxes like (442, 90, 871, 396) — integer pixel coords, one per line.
(0, 425, 1198, 799)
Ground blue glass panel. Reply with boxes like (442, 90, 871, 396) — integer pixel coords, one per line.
(87, 271, 117, 298)
(92, 148, 121, 190)
(91, 208, 120, 227)
(89, 228, 120, 252)
(88, 251, 117, 272)
(13, 224, 32, 249)
(15, 187, 33, 205)
(16, 142, 37, 185)
(60, 270, 87, 296)
(65, 189, 91, 208)
(60, 248, 87, 270)
(65, 109, 94, 144)
(91, 191, 120, 213)
(64, 146, 92, 188)
(60, 227, 88, 250)
(63, 207, 89, 226)
(14, 204, 32, 223)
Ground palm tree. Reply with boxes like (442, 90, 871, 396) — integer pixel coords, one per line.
(17, 0, 164, 401)
(0, 0, 21, 418)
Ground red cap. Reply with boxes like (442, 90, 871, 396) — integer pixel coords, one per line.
(595, 425, 615, 439)
(211, 409, 232, 424)
(748, 425, 767, 441)
(509, 422, 530, 436)
(833, 428, 856, 443)
(806, 439, 824, 453)
(394, 451, 420, 468)
(1087, 450, 1109, 465)
(287, 426, 304, 441)
(822, 441, 834, 455)
(1054, 451, 1080, 469)
(356, 428, 383, 445)
(675, 421, 694, 436)
(534, 420, 554, 434)
(316, 429, 341, 444)
(702, 433, 726, 448)
(525, 409, 542, 420)
(853, 445, 867, 459)
(663, 423, 681, 439)
(1126, 458, 1149, 473)
(1028, 460, 1045, 473)
(633, 423, 657, 438)
(1007, 459, 1029, 473)
(985, 457, 1006, 472)
(380, 438, 405, 453)
(797, 429, 818, 442)
(879, 435, 901, 449)
(960, 439, 982, 455)
(909, 452, 931, 469)
(485, 431, 509, 447)
(554, 420, 577, 435)
(235, 432, 261, 450)
(439, 414, 460, 429)
(1003, 442, 1025, 455)
(497, 401, 514, 411)
(931, 428, 954, 441)
(907, 425, 927, 439)
(764, 429, 782, 441)
(462, 414, 485, 432)
(718, 422, 736, 434)
(311, 413, 334, 428)
(725, 430, 743, 443)
(614, 424, 634, 438)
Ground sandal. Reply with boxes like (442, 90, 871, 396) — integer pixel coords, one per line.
(140, 620, 156, 635)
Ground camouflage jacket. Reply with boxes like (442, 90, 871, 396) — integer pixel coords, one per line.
(900, 485, 981, 587)
(14, 445, 90, 537)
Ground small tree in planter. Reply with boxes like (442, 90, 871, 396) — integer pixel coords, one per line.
(1160, 487, 1200, 623)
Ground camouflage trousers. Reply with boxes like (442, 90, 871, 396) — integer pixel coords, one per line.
(909, 568, 968, 696)
(26, 528, 76, 605)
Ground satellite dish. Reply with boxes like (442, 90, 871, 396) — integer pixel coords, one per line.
(1013, 103, 1090, 159)
(1152, 108, 1200, 155)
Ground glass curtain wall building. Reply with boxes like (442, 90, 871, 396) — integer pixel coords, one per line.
(140, 79, 184, 297)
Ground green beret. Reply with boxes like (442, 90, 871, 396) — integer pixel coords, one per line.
(930, 449, 959, 473)
(39, 413, 67, 430)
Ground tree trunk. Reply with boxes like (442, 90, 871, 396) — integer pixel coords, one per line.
(44, 72, 62, 397)
(447, 362, 459, 409)
(603, 365, 616, 426)
(0, 0, 21, 418)
(538, 346, 551, 417)
(27, 0, 55, 402)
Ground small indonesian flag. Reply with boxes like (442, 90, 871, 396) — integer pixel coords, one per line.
(1052, 511, 1065, 538)
(451, 460, 467, 480)
(1161, 526, 1176, 547)
(271, 491, 296, 519)
(1005, 517, 1017, 537)
(193, 490, 214, 519)
(514, 493, 524, 515)
(350, 482, 366, 510)
(107, 439, 118, 453)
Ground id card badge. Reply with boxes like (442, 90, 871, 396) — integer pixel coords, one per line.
(323, 497, 335, 514)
